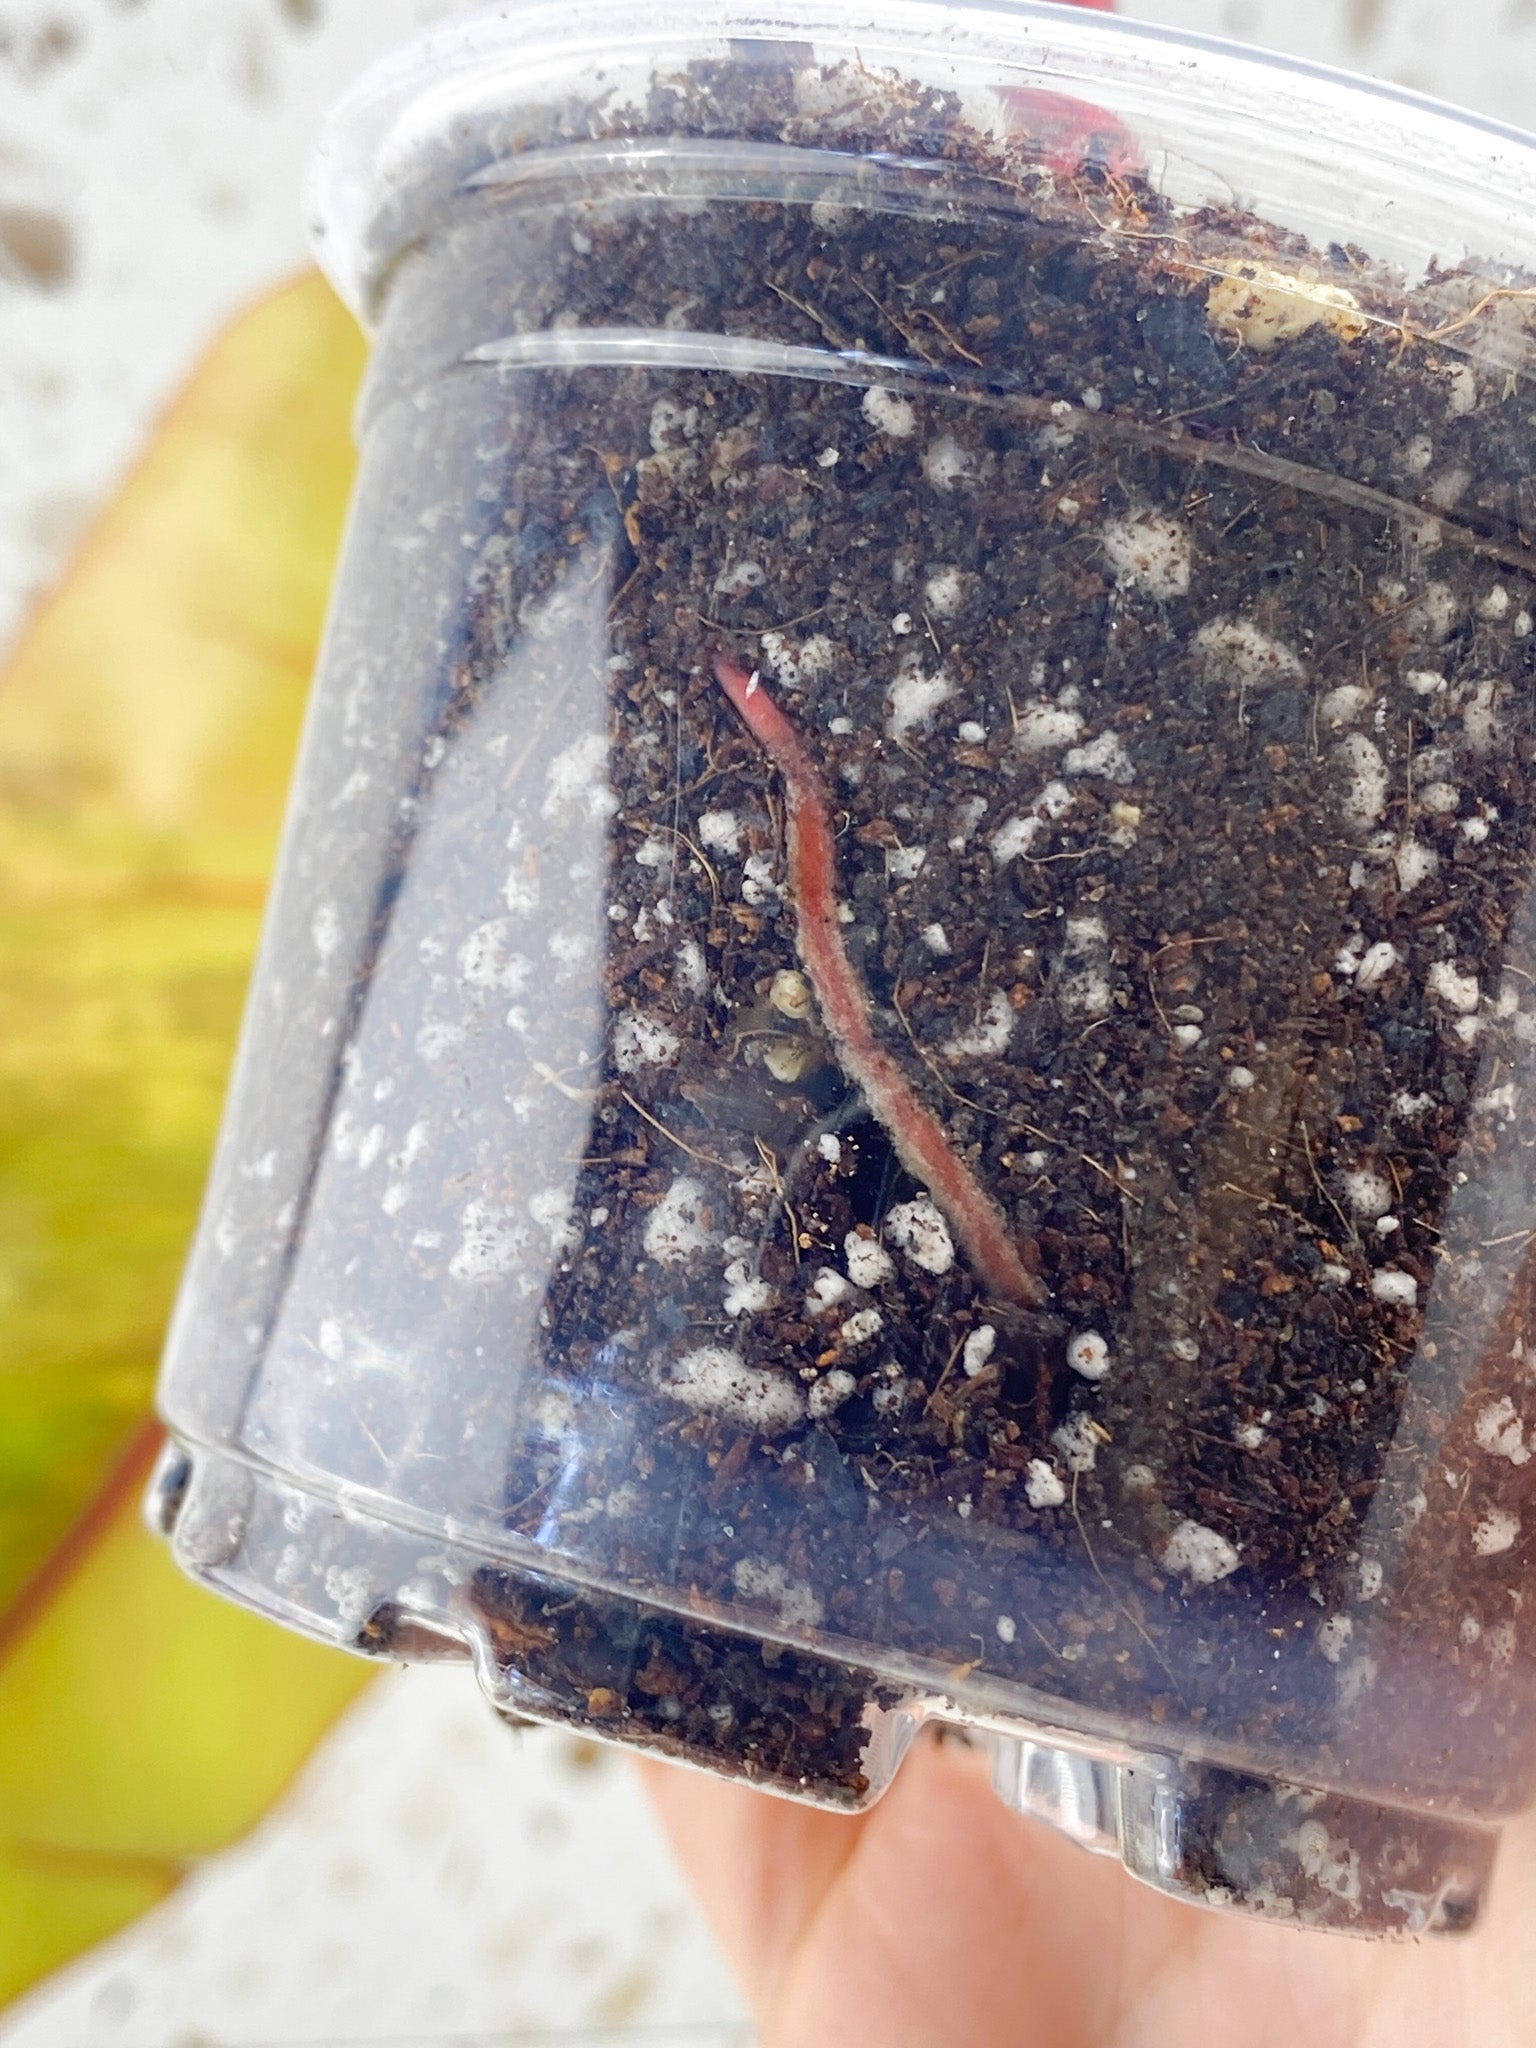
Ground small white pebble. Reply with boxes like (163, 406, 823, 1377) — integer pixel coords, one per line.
(816, 446, 840, 469)
(891, 611, 914, 635)
(1026, 1459, 1069, 1508)
(1172, 1023, 1202, 1050)
(1162, 1520, 1241, 1585)
(817, 1133, 842, 1166)
(1462, 815, 1491, 843)
(1375, 1215, 1400, 1236)
(1371, 1269, 1419, 1308)
(1227, 1066, 1256, 1092)
(1472, 1508, 1520, 1557)
(995, 1615, 1018, 1644)
(1235, 1423, 1266, 1451)
(921, 922, 951, 955)
(962, 1325, 997, 1378)
(1321, 1262, 1351, 1286)
(957, 719, 987, 743)
(887, 845, 927, 882)
(1066, 1330, 1111, 1381)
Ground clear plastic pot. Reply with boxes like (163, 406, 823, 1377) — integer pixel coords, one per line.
(151, 0, 1536, 1936)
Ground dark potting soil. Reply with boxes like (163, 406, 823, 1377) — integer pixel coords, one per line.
(355, 52, 1536, 1831)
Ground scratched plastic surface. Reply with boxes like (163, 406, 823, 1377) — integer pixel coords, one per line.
(154, 0, 1536, 1936)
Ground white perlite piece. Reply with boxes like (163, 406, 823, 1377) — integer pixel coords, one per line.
(922, 434, 975, 490)
(1066, 1331, 1111, 1381)
(658, 1346, 804, 1435)
(1427, 960, 1480, 1014)
(1336, 733, 1388, 827)
(1101, 509, 1192, 599)
(1475, 1397, 1531, 1466)
(1162, 1520, 1241, 1585)
(1370, 1269, 1418, 1308)
(542, 731, 617, 822)
(1052, 1414, 1101, 1473)
(1342, 1168, 1392, 1219)
(862, 385, 916, 438)
(448, 1199, 526, 1283)
(1193, 618, 1303, 688)
(886, 659, 954, 738)
(732, 1559, 823, 1629)
(923, 566, 968, 616)
(1062, 728, 1134, 783)
(922, 922, 951, 955)
(990, 781, 1073, 866)
(995, 1615, 1018, 1644)
(613, 1011, 681, 1074)
(839, 1307, 884, 1349)
(1317, 1615, 1354, 1664)
(1395, 839, 1439, 893)
(944, 990, 1014, 1059)
(808, 1368, 857, 1419)
(457, 919, 530, 994)
(1025, 1460, 1067, 1509)
(311, 902, 341, 962)
(845, 1231, 895, 1289)
(885, 1197, 955, 1275)
(697, 808, 741, 855)
(722, 1261, 773, 1318)
(962, 1325, 997, 1378)
(643, 1177, 714, 1265)
(1355, 941, 1399, 990)
(806, 1266, 854, 1314)
(1014, 701, 1085, 754)
(1472, 1508, 1520, 1557)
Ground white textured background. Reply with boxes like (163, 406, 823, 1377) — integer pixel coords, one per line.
(1, 1, 1533, 2041)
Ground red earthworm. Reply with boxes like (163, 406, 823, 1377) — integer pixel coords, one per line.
(713, 653, 1046, 1310)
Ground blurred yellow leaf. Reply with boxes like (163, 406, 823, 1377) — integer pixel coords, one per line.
(0, 271, 376, 2009)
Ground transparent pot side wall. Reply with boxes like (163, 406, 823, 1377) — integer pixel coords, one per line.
(157, 11, 1536, 1938)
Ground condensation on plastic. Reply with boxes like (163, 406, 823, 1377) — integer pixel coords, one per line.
(153, 0, 1536, 1939)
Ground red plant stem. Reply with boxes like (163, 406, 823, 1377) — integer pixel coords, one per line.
(714, 654, 1046, 1309)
